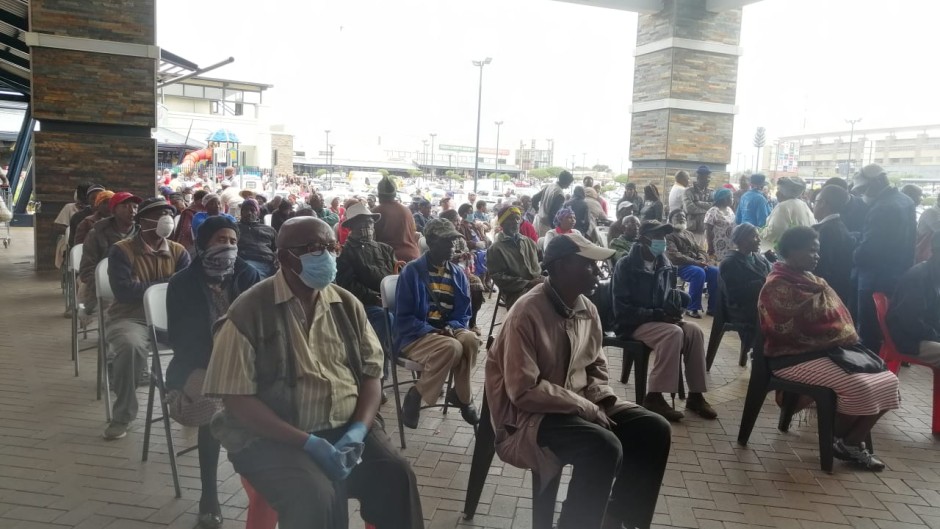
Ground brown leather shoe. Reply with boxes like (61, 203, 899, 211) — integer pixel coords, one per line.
(642, 392, 684, 422)
(686, 393, 718, 419)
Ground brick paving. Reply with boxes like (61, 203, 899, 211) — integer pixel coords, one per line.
(2, 226, 940, 529)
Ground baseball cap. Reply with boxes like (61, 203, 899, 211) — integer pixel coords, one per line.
(137, 196, 177, 218)
(542, 232, 615, 266)
(108, 192, 142, 212)
(639, 220, 674, 237)
(423, 218, 463, 242)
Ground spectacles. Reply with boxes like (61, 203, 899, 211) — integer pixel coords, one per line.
(288, 242, 341, 256)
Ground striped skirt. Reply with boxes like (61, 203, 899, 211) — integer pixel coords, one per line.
(773, 357, 900, 416)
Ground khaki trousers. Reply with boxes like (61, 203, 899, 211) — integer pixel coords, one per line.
(632, 321, 708, 394)
(402, 329, 480, 405)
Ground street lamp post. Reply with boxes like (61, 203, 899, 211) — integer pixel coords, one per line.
(324, 129, 330, 188)
(494, 121, 503, 189)
(422, 139, 428, 169)
(328, 144, 335, 190)
(471, 57, 492, 193)
(429, 132, 437, 180)
(845, 118, 862, 176)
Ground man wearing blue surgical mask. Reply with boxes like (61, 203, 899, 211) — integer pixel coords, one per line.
(203, 216, 423, 529)
(852, 163, 917, 352)
(612, 220, 715, 423)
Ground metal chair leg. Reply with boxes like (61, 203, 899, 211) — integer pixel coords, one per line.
(391, 365, 406, 449)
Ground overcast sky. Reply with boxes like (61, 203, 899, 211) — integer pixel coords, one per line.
(157, 0, 940, 173)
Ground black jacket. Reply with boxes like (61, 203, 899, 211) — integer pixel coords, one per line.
(335, 237, 397, 307)
(887, 261, 940, 356)
(640, 200, 664, 222)
(165, 257, 261, 390)
(813, 215, 856, 308)
(237, 221, 278, 265)
(612, 243, 677, 336)
(564, 196, 591, 234)
(718, 251, 771, 326)
(854, 186, 916, 292)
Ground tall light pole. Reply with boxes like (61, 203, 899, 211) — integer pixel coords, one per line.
(429, 132, 437, 179)
(494, 121, 503, 188)
(422, 139, 428, 168)
(324, 129, 330, 184)
(845, 117, 862, 176)
(471, 57, 492, 193)
(328, 144, 335, 190)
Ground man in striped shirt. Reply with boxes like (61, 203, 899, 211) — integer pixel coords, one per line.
(396, 218, 481, 429)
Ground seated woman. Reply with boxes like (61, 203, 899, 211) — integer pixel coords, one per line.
(166, 216, 262, 528)
(758, 226, 899, 471)
(719, 223, 771, 327)
(543, 207, 582, 251)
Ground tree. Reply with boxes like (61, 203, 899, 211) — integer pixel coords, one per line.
(499, 173, 512, 182)
(378, 169, 389, 177)
(614, 173, 630, 184)
(753, 127, 766, 172)
(592, 164, 611, 173)
(406, 168, 422, 179)
(315, 169, 328, 177)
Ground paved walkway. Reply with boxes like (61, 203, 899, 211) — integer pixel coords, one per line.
(2, 227, 940, 529)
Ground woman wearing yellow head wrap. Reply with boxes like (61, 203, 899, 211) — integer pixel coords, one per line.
(74, 190, 114, 245)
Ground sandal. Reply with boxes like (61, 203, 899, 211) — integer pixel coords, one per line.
(196, 512, 223, 529)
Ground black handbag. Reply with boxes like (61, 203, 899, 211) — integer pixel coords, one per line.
(663, 288, 690, 317)
(826, 345, 887, 374)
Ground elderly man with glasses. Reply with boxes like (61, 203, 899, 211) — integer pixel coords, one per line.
(203, 216, 423, 529)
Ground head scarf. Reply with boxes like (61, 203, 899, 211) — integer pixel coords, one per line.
(241, 198, 260, 215)
(553, 207, 575, 228)
(714, 187, 733, 203)
(731, 222, 758, 245)
(94, 190, 114, 208)
(777, 177, 807, 199)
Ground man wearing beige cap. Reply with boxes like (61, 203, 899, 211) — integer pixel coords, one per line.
(487, 232, 671, 529)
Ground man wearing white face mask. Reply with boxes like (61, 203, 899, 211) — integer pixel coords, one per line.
(204, 216, 423, 529)
(104, 197, 191, 440)
(613, 220, 715, 423)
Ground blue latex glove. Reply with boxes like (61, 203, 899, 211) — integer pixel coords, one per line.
(335, 422, 368, 450)
(303, 434, 350, 481)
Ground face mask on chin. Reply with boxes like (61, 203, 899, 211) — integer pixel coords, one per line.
(673, 222, 688, 231)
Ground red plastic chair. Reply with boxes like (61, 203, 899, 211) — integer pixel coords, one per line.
(241, 476, 376, 529)
(873, 293, 940, 434)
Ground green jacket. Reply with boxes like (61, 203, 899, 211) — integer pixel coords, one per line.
(488, 233, 541, 307)
(609, 236, 635, 264)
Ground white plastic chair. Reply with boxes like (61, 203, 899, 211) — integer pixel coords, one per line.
(142, 283, 188, 498)
(68, 244, 97, 377)
(95, 258, 114, 421)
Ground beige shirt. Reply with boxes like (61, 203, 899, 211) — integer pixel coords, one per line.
(203, 273, 384, 432)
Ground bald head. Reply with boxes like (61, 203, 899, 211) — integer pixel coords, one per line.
(276, 216, 334, 250)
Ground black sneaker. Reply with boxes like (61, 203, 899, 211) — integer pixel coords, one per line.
(446, 388, 481, 425)
(401, 387, 421, 429)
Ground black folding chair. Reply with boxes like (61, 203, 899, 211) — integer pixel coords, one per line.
(705, 275, 753, 371)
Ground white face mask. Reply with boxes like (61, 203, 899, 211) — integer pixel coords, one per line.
(145, 215, 175, 239)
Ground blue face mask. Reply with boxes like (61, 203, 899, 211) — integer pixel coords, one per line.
(649, 239, 667, 256)
(297, 251, 337, 290)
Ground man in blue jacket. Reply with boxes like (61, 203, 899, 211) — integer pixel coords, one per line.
(396, 218, 481, 429)
(852, 164, 916, 351)
(735, 173, 771, 228)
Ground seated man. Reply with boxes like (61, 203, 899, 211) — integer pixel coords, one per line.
(613, 220, 716, 422)
(104, 197, 190, 439)
(608, 214, 640, 264)
(395, 218, 481, 429)
(718, 223, 771, 328)
(79, 192, 141, 315)
(203, 217, 423, 529)
(888, 231, 940, 368)
(412, 199, 432, 233)
(336, 202, 399, 366)
(486, 204, 543, 308)
(665, 209, 718, 318)
(236, 198, 278, 278)
(487, 233, 671, 529)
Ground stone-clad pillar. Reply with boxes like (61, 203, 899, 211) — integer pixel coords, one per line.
(29, 0, 157, 270)
(629, 0, 742, 192)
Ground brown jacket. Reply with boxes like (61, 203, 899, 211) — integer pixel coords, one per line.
(485, 281, 635, 484)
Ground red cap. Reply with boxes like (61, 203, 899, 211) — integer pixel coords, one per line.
(109, 192, 142, 212)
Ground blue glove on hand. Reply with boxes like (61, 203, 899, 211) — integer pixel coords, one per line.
(303, 434, 350, 481)
(335, 422, 368, 450)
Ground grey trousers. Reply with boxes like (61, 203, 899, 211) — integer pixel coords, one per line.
(632, 321, 708, 394)
(106, 318, 150, 424)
